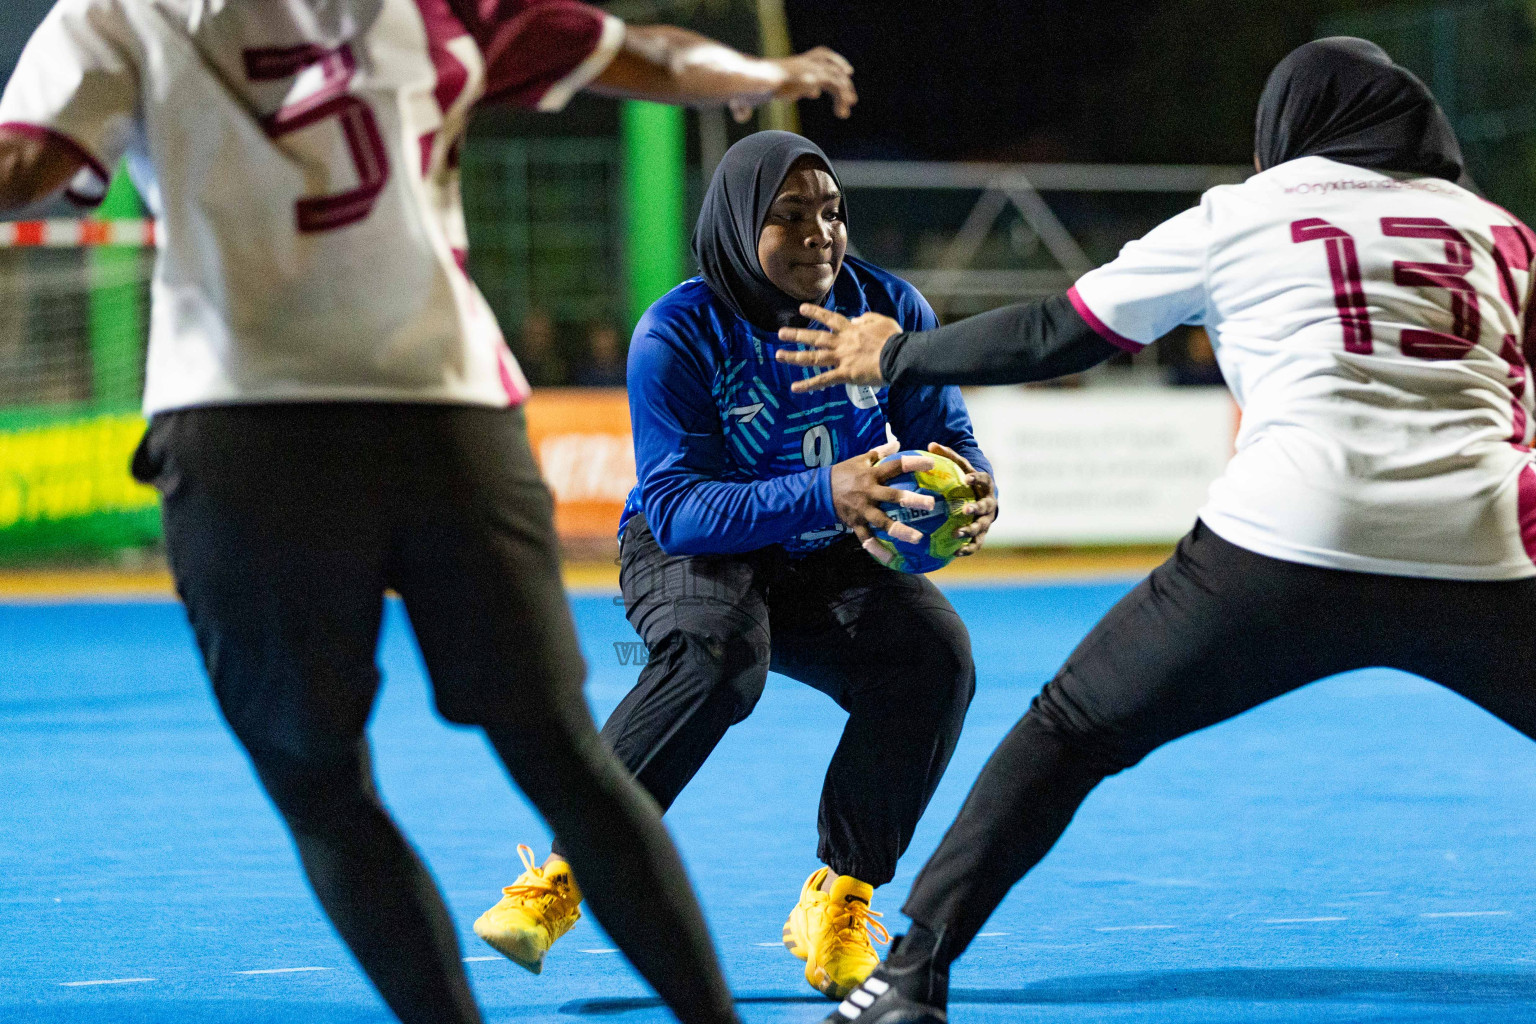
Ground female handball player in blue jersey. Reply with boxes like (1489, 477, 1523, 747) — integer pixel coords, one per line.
(778, 39, 1536, 1024)
(474, 131, 996, 999)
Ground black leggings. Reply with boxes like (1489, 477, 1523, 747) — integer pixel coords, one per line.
(904, 521, 1536, 962)
(552, 514, 975, 887)
(136, 405, 737, 1024)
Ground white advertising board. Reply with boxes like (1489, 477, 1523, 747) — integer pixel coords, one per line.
(958, 386, 1237, 545)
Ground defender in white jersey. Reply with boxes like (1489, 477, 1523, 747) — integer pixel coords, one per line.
(773, 39, 1536, 1024)
(0, 4, 858, 1024)
(1072, 157, 1536, 580)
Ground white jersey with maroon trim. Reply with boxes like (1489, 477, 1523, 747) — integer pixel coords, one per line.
(1069, 155, 1536, 580)
(0, 0, 624, 414)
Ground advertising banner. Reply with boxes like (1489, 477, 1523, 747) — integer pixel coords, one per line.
(0, 391, 641, 558)
(0, 411, 160, 556)
(961, 386, 1237, 545)
(522, 385, 1237, 549)
(0, 386, 1234, 557)
(523, 388, 636, 545)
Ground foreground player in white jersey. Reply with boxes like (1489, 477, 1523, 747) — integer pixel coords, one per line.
(0, 4, 857, 1024)
(777, 38, 1536, 1024)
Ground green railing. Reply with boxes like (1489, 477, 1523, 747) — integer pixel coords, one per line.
(1322, 0, 1536, 222)
(0, 169, 158, 560)
(462, 136, 628, 336)
(462, 104, 689, 339)
(0, 112, 690, 559)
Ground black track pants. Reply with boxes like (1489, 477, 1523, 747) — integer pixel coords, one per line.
(135, 405, 738, 1024)
(551, 514, 976, 887)
(903, 520, 1536, 959)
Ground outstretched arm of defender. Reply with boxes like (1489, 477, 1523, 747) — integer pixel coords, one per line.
(777, 297, 1124, 390)
(0, 130, 87, 212)
(588, 26, 855, 122)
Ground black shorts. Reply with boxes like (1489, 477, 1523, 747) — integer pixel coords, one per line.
(901, 520, 1536, 947)
(132, 403, 584, 755)
(1037, 519, 1536, 773)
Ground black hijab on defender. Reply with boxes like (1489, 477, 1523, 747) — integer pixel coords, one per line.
(693, 130, 845, 333)
(1254, 36, 1466, 183)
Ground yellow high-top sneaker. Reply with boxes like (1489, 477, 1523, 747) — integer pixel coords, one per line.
(782, 867, 890, 999)
(472, 846, 582, 974)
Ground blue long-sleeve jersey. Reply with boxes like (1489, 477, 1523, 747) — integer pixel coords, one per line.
(621, 255, 992, 556)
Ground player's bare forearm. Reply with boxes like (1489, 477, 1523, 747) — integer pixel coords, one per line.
(0, 130, 86, 211)
(588, 25, 855, 121)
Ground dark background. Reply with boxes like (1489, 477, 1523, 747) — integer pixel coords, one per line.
(474, 0, 1536, 216)
(5, 0, 1534, 385)
(2, 1, 1521, 165)
(785, 0, 1368, 164)
(0, 0, 54, 79)
(463, 1, 1401, 163)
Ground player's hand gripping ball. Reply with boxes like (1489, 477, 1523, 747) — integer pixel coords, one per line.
(871, 450, 976, 573)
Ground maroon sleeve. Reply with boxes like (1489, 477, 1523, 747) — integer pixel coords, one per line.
(450, 0, 612, 108)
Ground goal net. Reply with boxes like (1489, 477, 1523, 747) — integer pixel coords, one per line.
(0, 219, 159, 559)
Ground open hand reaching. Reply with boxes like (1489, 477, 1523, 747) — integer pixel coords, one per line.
(776, 304, 903, 393)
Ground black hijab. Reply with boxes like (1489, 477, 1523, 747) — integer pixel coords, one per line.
(1255, 36, 1466, 183)
(693, 130, 844, 333)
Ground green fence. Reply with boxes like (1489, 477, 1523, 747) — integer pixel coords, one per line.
(461, 109, 690, 340)
(462, 136, 627, 336)
(1323, 0, 1536, 222)
(0, 170, 157, 561)
(0, 114, 690, 561)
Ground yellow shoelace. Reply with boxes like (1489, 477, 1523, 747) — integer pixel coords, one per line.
(829, 899, 890, 952)
(500, 844, 570, 909)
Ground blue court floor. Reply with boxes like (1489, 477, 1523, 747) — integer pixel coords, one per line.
(5, 579, 1536, 1023)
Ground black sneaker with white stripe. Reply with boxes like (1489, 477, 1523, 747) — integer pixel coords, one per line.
(822, 969, 945, 1024)
(819, 930, 949, 1024)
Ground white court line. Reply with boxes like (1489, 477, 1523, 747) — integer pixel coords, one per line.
(580, 949, 620, 954)
(976, 932, 1009, 937)
(463, 956, 500, 962)
(755, 942, 783, 947)
(1420, 911, 1510, 918)
(236, 967, 332, 975)
(1094, 924, 1177, 932)
(1264, 917, 1345, 924)
(59, 978, 156, 987)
